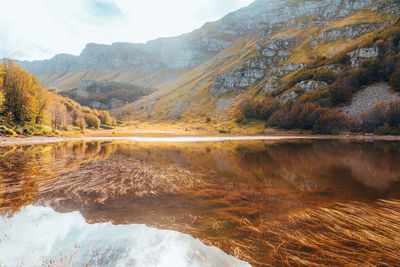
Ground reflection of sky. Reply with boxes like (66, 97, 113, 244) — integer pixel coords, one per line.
(0, 206, 249, 266)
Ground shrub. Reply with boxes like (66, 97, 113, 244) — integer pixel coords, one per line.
(361, 100, 400, 132)
(313, 70, 337, 84)
(312, 108, 347, 134)
(98, 110, 112, 125)
(238, 99, 279, 121)
(331, 52, 351, 65)
(0, 125, 16, 136)
(75, 117, 87, 132)
(85, 113, 101, 129)
(374, 123, 397, 135)
(389, 69, 400, 92)
(327, 82, 353, 106)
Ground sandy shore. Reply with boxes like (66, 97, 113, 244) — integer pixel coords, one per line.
(0, 134, 400, 147)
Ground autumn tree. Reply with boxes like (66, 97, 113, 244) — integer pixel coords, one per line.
(75, 116, 87, 132)
(98, 110, 111, 125)
(1, 60, 48, 124)
(49, 100, 70, 132)
(85, 113, 101, 129)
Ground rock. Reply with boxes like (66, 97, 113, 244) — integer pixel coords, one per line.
(341, 83, 400, 116)
(348, 47, 379, 68)
(170, 100, 185, 118)
(16, 0, 380, 90)
(215, 96, 239, 117)
(314, 23, 382, 43)
(78, 79, 98, 89)
(210, 63, 266, 96)
(280, 90, 300, 103)
(263, 76, 279, 93)
(296, 80, 328, 92)
(323, 64, 345, 73)
(270, 63, 306, 76)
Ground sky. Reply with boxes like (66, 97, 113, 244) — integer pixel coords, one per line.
(0, 0, 253, 61)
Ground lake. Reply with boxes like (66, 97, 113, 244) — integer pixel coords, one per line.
(1, 138, 400, 266)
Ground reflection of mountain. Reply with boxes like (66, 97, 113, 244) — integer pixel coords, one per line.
(1, 140, 400, 265)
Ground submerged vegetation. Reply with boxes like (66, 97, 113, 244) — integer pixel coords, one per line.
(1, 140, 400, 266)
(233, 199, 400, 266)
(0, 60, 115, 136)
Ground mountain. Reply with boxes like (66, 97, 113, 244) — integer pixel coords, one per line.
(15, 0, 400, 133)
(60, 80, 155, 110)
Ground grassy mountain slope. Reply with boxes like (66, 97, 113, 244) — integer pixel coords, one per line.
(114, 0, 400, 133)
(60, 80, 155, 110)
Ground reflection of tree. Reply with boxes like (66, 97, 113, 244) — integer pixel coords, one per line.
(1, 140, 400, 266)
(0, 147, 41, 215)
(0, 141, 117, 215)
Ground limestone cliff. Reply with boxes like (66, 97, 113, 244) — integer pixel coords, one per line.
(14, 0, 400, 122)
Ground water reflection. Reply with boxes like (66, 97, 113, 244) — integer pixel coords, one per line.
(1, 139, 400, 265)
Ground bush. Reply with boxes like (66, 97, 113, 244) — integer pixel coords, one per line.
(75, 117, 87, 132)
(238, 99, 279, 121)
(85, 113, 101, 129)
(267, 101, 347, 134)
(331, 52, 351, 65)
(327, 82, 353, 106)
(389, 69, 400, 92)
(98, 110, 112, 125)
(361, 100, 400, 132)
(312, 108, 347, 134)
(313, 70, 337, 84)
(374, 123, 400, 135)
(0, 125, 16, 136)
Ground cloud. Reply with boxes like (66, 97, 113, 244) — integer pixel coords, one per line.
(88, 0, 124, 18)
(0, 0, 253, 61)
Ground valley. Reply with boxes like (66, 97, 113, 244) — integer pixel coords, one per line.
(12, 0, 400, 136)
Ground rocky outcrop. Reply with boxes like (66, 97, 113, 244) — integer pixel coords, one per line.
(348, 47, 379, 68)
(15, 0, 380, 91)
(210, 67, 266, 97)
(279, 80, 328, 103)
(313, 23, 382, 44)
(341, 83, 400, 116)
(322, 64, 345, 73)
(280, 90, 301, 103)
(263, 76, 279, 93)
(296, 80, 328, 92)
(270, 63, 306, 76)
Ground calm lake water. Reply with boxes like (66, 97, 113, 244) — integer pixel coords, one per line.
(1, 138, 400, 266)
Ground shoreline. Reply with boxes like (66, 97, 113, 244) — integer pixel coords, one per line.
(1, 134, 400, 147)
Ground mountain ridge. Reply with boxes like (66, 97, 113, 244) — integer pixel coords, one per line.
(16, 0, 379, 88)
(13, 0, 400, 133)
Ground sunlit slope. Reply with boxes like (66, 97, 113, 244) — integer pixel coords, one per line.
(115, 0, 398, 126)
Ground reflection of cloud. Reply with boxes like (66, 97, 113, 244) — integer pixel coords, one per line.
(0, 0, 253, 61)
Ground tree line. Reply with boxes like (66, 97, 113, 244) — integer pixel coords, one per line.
(0, 60, 115, 136)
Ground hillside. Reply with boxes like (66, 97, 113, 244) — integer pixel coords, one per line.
(60, 79, 154, 110)
(14, 0, 400, 134)
(0, 60, 115, 136)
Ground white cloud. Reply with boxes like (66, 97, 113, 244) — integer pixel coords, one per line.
(0, 0, 253, 61)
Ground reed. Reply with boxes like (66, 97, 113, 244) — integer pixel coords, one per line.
(232, 199, 400, 266)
